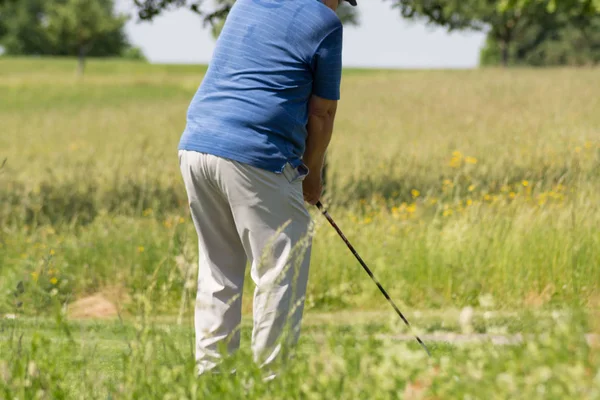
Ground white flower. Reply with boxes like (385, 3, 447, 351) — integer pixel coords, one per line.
(459, 306, 474, 334)
(478, 293, 495, 309)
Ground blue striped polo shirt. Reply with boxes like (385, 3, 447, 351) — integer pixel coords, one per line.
(179, 0, 343, 173)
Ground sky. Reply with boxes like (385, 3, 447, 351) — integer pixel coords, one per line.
(117, 1, 487, 69)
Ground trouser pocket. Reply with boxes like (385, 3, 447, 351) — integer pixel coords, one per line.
(282, 163, 309, 184)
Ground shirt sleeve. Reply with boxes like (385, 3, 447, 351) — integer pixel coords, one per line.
(312, 25, 343, 101)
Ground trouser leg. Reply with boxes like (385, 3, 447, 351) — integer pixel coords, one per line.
(217, 159, 313, 371)
(179, 150, 248, 374)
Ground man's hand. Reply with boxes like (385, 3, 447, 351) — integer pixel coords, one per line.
(303, 168, 323, 205)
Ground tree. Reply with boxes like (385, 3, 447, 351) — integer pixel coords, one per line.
(0, 0, 52, 56)
(499, 0, 598, 14)
(391, 0, 599, 66)
(133, 0, 359, 29)
(208, 1, 360, 39)
(45, 0, 128, 75)
(481, 12, 600, 66)
(0, 0, 134, 75)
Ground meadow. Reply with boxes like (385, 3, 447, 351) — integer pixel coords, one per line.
(0, 57, 599, 398)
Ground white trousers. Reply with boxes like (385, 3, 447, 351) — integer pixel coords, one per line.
(178, 150, 312, 375)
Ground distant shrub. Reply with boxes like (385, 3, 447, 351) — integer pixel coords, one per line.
(122, 46, 147, 62)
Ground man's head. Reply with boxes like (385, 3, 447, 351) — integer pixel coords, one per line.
(322, 0, 357, 12)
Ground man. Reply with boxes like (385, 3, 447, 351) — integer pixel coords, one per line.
(178, 0, 357, 376)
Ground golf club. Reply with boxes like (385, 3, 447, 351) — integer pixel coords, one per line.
(315, 201, 431, 357)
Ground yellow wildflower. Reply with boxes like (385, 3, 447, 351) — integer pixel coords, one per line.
(137, 246, 145, 253)
(449, 158, 461, 168)
(509, 192, 516, 199)
(179, 217, 185, 224)
(449, 151, 463, 168)
(465, 157, 478, 165)
(31, 272, 39, 282)
(411, 189, 420, 198)
(522, 180, 529, 187)
(50, 277, 58, 285)
(443, 209, 453, 217)
(468, 185, 476, 192)
(466, 199, 473, 206)
(50, 249, 55, 256)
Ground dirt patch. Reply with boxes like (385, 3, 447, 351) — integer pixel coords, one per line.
(68, 294, 119, 319)
(524, 284, 555, 308)
(403, 367, 440, 399)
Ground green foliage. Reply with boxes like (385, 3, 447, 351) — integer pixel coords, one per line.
(393, 0, 600, 66)
(481, 13, 600, 66)
(0, 0, 52, 56)
(133, 0, 359, 32)
(0, 0, 135, 60)
(45, 0, 128, 56)
(121, 46, 148, 61)
(209, 1, 359, 40)
(499, 0, 599, 14)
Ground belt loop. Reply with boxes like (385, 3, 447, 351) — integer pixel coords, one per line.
(282, 163, 294, 182)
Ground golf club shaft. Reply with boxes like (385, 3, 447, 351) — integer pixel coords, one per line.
(315, 201, 431, 357)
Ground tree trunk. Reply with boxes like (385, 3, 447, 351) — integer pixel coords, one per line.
(497, 19, 515, 68)
(501, 40, 510, 67)
(78, 45, 85, 76)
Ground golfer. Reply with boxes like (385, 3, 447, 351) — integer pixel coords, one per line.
(178, 0, 356, 376)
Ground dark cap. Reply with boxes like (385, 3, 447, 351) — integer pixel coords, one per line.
(344, 0, 357, 5)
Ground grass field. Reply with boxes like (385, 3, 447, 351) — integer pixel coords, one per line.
(1, 57, 599, 398)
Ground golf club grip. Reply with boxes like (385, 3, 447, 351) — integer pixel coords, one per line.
(315, 202, 431, 357)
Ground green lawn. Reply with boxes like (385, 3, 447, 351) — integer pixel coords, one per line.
(1, 57, 599, 398)
(1, 310, 597, 399)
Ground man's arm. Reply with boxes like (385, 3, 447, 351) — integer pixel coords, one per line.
(302, 94, 338, 205)
(303, 21, 343, 205)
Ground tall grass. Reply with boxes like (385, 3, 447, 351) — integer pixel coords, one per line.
(1, 58, 599, 314)
(1, 56, 599, 397)
(0, 296, 598, 399)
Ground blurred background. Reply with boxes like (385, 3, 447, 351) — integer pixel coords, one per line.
(1, 0, 599, 71)
(1, 2, 599, 397)
(1, 0, 599, 327)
